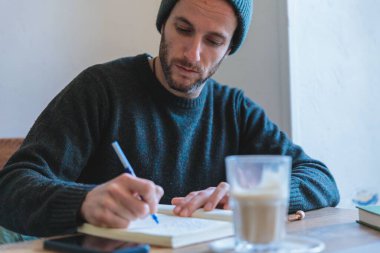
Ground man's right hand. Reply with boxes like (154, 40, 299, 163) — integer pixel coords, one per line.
(80, 173, 164, 228)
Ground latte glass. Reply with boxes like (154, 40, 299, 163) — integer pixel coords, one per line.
(226, 155, 291, 252)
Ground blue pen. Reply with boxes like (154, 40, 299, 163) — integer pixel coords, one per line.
(112, 141, 159, 224)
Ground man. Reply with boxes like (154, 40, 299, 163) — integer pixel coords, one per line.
(0, 0, 339, 238)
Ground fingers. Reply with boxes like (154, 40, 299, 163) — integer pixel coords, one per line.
(80, 188, 133, 228)
(221, 195, 230, 209)
(172, 192, 197, 216)
(171, 182, 230, 217)
(106, 182, 150, 218)
(176, 190, 212, 216)
(203, 182, 230, 211)
(171, 197, 185, 205)
(88, 205, 131, 228)
(80, 173, 164, 228)
(154, 185, 164, 212)
(122, 174, 163, 213)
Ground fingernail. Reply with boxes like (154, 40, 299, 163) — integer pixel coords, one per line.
(180, 209, 188, 216)
(204, 202, 212, 210)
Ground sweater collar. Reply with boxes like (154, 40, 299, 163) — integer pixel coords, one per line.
(136, 54, 208, 109)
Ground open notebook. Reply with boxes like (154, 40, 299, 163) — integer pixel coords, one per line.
(78, 204, 233, 248)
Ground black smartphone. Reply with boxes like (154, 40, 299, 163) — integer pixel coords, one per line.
(43, 234, 150, 253)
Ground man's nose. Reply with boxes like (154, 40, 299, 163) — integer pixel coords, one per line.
(184, 37, 202, 63)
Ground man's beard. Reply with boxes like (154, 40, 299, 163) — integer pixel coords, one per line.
(159, 32, 226, 94)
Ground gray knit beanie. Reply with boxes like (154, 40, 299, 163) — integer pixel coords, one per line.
(156, 0, 253, 55)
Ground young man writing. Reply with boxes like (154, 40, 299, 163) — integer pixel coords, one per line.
(0, 0, 339, 237)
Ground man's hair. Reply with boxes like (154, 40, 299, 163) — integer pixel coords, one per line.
(156, 0, 253, 55)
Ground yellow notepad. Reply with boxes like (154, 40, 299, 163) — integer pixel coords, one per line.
(77, 204, 233, 248)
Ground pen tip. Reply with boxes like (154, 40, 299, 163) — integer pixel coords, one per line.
(152, 214, 159, 224)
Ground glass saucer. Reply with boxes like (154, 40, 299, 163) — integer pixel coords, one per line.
(209, 235, 325, 253)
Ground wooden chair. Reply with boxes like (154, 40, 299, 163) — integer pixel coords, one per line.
(0, 138, 24, 170)
(0, 138, 37, 244)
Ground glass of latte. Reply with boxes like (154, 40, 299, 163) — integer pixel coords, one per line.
(226, 155, 291, 252)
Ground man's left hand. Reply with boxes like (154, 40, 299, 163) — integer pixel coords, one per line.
(171, 182, 230, 217)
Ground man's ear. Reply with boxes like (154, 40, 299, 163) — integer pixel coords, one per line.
(226, 39, 234, 55)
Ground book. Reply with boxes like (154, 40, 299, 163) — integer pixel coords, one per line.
(356, 205, 380, 232)
(77, 204, 233, 248)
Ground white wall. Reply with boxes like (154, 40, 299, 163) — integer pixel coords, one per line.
(288, 0, 380, 207)
(215, 0, 291, 135)
(0, 0, 289, 137)
(0, 0, 161, 137)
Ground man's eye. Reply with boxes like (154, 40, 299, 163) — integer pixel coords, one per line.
(207, 39, 223, 47)
(176, 26, 191, 34)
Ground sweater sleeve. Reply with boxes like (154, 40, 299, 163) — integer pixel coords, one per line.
(236, 92, 340, 213)
(0, 66, 108, 236)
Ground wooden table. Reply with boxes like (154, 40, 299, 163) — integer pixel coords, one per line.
(0, 207, 379, 252)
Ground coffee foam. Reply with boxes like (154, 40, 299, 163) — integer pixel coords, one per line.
(232, 170, 288, 199)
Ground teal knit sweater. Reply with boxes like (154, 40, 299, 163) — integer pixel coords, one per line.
(0, 54, 339, 236)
